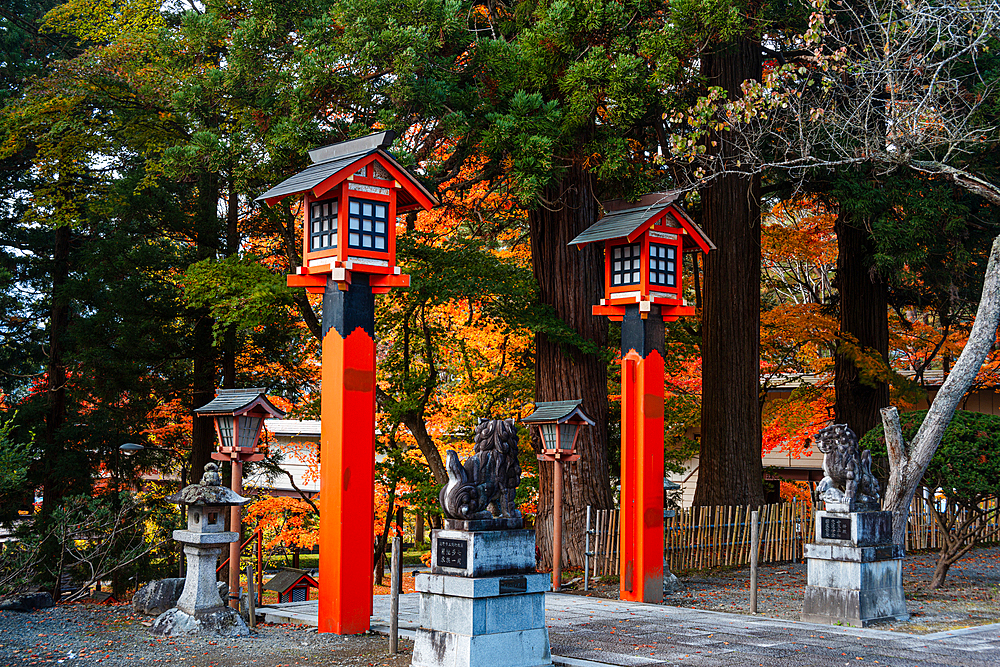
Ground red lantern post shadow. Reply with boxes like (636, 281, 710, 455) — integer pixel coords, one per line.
(569, 192, 714, 603)
(257, 132, 437, 633)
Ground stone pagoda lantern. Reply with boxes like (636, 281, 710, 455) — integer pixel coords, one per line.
(151, 464, 251, 637)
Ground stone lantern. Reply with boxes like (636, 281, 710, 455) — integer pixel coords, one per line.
(151, 464, 251, 637)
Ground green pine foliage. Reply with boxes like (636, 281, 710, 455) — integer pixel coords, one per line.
(862, 410, 1000, 506)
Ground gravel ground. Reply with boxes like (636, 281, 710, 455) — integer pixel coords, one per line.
(4, 545, 1000, 666)
(564, 543, 1000, 634)
(0, 605, 413, 667)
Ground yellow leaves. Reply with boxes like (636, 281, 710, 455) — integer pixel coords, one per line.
(42, 0, 165, 45)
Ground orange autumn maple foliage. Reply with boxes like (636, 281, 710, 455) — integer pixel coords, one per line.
(244, 494, 319, 551)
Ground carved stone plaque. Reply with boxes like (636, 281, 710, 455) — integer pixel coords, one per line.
(437, 538, 468, 569)
(499, 575, 527, 595)
(821, 516, 852, 540)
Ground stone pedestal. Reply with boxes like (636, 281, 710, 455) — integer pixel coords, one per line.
(801, 508, 908, 627)
(412, 528, 552, 667)
(151, 530, 249, 637)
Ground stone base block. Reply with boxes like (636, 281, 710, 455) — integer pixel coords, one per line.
(801, 585, 908, 627)
(802, 542, 908, 627)
(803, 543, 904, 562)
(419, 591, 545, 635)
(151, 606, 250, 637)
(807, 557, 903, 590)
(431, 529, 535, 577)
(415, 572, 550, 597)
(411, 627, 552, 667)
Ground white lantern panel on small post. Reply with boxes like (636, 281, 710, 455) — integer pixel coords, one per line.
(216, 415, 236, 449)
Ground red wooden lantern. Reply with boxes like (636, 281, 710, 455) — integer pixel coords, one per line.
(522, 400, 594, 592)
(569, 192, 715, 321)
(257, 131, 438, 294)
(570, 192, 714, 605)
(257, 132, 437, 634)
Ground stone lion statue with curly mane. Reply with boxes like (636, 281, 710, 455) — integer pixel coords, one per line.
(439, 418, 522, 523)
(814, 423, 881, 511)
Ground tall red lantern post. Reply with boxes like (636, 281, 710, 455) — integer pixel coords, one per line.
(523, 400, 594, 591)
(195, 388, 286, 610)
(570, 192, 713, 603)
(257, 132, 437, 634)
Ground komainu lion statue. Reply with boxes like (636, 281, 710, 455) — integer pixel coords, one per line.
(439, 418, 522, 521)
(814, 423, 881, 510)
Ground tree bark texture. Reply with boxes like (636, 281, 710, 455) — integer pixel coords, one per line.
(694, 37, 765, 507)
(188, 173, 220, 485)
(881, 236, 1000, 544)
(41, 223, 71, 522)
(41, 223, 71, 601)
(222, 182, 239, 390)
(834, 211, 890, 440)
(529, 162, 613, 569)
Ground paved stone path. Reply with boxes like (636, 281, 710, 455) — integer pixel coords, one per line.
(258, 593, 1000, 666)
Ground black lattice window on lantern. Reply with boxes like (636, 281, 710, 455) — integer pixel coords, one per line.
(309, 198, 338, 252)
(347, 198, 389, 252)
(649, 243, 677, 287)
(610, 243, 642, 286)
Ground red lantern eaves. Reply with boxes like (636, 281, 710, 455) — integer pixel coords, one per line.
(568, 192, 714, 322)
(257, 131, 439, 294)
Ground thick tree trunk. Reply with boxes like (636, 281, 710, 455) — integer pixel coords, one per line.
(41, 223, 70, 513)
(529, 163, 613, 569)
(694, 37, 764, 507)
(41, 223, 71, 601)
(222, 180, 239, 389)
(189, 173, 220, 484)
(834, 211, 890, 439)
(881, 236, 1000, 544)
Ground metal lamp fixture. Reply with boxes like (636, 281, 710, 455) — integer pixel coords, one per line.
(523, 399, 594, 592)
(194, 388, 286, 610)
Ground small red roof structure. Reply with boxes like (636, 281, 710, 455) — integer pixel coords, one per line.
(264, 568, 319, 604)
(257, 131, 439, 294)
(568, 192, 714, 322)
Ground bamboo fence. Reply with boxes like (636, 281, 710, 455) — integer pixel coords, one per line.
(585, 496, 1000, 576)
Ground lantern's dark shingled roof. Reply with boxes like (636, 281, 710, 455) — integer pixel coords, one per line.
(264, 568, 318, 593)
(568, 203, 675, 246)
(256, 151, 374, 202)
(568, 192, 716, 252)
(255, 131, 438, 208)
(194, 388, 286, 418)
(522, 400, 595, 425)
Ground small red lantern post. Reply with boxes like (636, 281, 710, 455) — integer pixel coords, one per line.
(195, 388, 286, 610)
(523, 400, 594, 592)
(570, 192, 713, 603)
(257, 131, 437, 634)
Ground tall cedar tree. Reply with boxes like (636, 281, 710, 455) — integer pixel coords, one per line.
(693, 36, 765, 506)
(832, 175, 891, 441)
